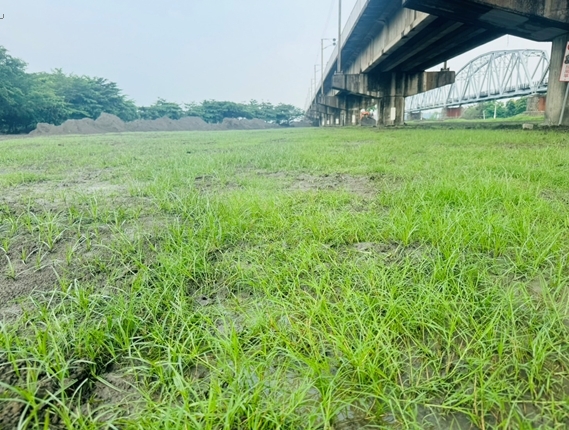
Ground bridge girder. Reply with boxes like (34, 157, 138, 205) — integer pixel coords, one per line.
(403, 0, 569, 42)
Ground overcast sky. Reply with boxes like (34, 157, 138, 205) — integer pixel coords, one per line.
(0, 0, 551, 108)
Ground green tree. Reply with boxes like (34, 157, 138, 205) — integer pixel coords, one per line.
(461, 104, 484, 119)
(273, 103, 304, 126)
(482, 101, 507, 119)
(246, 100, 276, 122)
(0, 48, 70, 133)
(47, 70, 138, 122)
(198, 100, 252, 123)
(506, 100, 517, 117)
(0, 46, 32, 133)
(514, 97, 527, 115)
(139, 98, 184, 120)
(184, 102, 204, 119)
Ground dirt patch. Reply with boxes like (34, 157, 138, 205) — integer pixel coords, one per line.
(86, 371, 144, 421)
(0, 357, 146, 429)
(29, 113, 280, 137)
(0, 360, 92, 429)
(0, 169, 148, 314)
(193, 176, 238, 194)
(341, 241, 436, 265)
(289, 173, 378, 197)
(0, 261, 60, 307)
(194, 175, 242, 193)
(0, 304, 23, 324)
(250, 171, 389, 198)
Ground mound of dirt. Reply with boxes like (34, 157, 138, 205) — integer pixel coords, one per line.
(218, 118, 278, 130)
(29, 113, 279, 137)
(96, 113, 127, 133)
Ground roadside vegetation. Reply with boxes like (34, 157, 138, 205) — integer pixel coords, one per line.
(461, 98, 530, 120)
(1, 127, 569, 429)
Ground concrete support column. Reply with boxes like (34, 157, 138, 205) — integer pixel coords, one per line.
(350, 108, 358, 125)
(346, 96, 362, 125)
(546, 34, 569, 125)
(372, 98, 381, 125)
(381, 73, 406, 126)
(382, 96, 405, 126)
(443, 107, 463, 119)
(526, 95, 547, 114)
(376, 98, 384, 126)
(337, 95, 347, 126)
(409, 112, 422, 121)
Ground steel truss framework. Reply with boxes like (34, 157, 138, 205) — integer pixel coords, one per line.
(406, 49, 550, 112)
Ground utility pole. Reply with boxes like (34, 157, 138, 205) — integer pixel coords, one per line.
(321, 39, 325, 101)
(314, 64, 319, 99)
(338, 0, 342, 74)
(337, 0, 343, 126)
(321, 39, 336, 101)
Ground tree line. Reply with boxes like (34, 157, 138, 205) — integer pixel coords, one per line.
(0, 46, 304, 134)
(461, 98, 529, 120)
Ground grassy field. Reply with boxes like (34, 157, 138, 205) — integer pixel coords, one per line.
(1, 127, 569, 429)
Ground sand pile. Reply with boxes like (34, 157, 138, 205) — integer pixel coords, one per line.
(29, 113, 279, 137)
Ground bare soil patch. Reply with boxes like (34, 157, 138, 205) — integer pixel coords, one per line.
(0, 357, 146, 429)
(289, 173, 377, 197)
(251, 170, 394, 198)
(340, 241, 438, 266)
(194, 175, 242, 193)
(0, 169, 146, 315)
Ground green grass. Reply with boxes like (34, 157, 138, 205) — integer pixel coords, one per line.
(1, 127, 569, 429)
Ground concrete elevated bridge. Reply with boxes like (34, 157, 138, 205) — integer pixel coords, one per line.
(306, 0, 569, 126)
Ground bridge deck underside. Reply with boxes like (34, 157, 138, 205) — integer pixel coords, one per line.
(403, 0, 569, 41)
(370, 16, 502, 73)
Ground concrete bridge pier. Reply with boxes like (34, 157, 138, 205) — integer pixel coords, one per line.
(443, 107, 463, 119)
(343, 95, 363, 125)
(409, 111, 422, 121)
(348, 95, 364, 125)
(545, 34, 569, 126)
(381, 73, 406, 126)
(314, 97, 340, 126)
(381, 96, 405, 126)
(324, 112, 341, 126)
(336, 95, 347, 126)
(332, 71, 454, 127)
